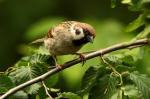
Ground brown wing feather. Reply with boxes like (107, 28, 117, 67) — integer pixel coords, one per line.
(57, 21, 75, 30)
(46, 28, 54, 38)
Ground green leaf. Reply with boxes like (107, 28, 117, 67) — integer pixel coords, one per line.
(106, 75, 118, 98)
(89, 75, 118, 99)
(126, 0, 150, 12)
(30, 54, 54, 66)
(37, 87, 47, 99)
(0, 75, 15, 93)
(8, 65, 42, 94)
(125, 14, 145, 32)
(121, 55, 134, 67)
(25, 83, 41, 94)
(80, 66, 106, 94)
(0, 87, 7, 94)
(7, 53, 57, 95)
(128, 0, 146, 11)
(56, 92, 82, 99)
(8, 54, 57, 94)
(103, 55, 122, 65)
(38, 87, 60, 99)
(129, 71, 150, 99)
(21, 54, 50, 64)
(9, 66, 37, 84)
(136, 24, 150, 38)
(122, 95, 130, 99)
(10, 66, 40, 93)
(104, 54, 135, 72)
(111, 0, 117, 8)
(123, 85, 139, 98)
(121, 0, 131, 4)
(10, 91, 28, 99)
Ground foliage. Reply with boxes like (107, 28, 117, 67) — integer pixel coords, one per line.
(129, 71, 150, 99)
(56, 92, 82, 99)
(0, 75, 15, 93)
(0, 52, 58, 97)
(1, 0, 150, 99)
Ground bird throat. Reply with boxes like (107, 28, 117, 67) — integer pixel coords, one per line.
(72, 37, 89, 46)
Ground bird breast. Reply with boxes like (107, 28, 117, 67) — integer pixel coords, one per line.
(44, 30, 82, 55)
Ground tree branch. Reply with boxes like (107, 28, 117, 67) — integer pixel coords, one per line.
(0, 38, 149, 99)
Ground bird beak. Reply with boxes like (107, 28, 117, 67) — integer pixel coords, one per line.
(86, 35, 94, 43)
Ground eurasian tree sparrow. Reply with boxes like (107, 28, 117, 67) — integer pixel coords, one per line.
(32, 21, 96, 68)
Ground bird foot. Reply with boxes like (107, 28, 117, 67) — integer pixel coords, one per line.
(48, 64, 62, 70)
(55, 64, 63, 69)
(75, 53, 86, 66)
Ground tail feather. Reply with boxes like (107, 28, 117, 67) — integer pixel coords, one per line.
(30, 38, 45, 45)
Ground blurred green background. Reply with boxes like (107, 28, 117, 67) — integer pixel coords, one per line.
(0, 0, 143, 91)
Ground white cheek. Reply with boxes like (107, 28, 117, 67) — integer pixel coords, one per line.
(70, 24, 76, 34)
(74, 30, 84, 40)
(71, 24, 85, 40)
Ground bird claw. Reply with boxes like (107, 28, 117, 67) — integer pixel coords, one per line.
(75, 53, 86, 66)
(56, 64, 63, 69)
(51, 55, 62, 69)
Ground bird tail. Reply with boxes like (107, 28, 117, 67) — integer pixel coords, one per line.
(30, 38, 45, 45)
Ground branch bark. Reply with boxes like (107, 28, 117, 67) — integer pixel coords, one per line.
(0, 38, 149, 99)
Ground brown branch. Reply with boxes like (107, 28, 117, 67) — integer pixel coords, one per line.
(0, 38, 149, 99)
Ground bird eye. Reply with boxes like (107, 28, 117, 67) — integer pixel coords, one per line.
(75, 29, 81, 35)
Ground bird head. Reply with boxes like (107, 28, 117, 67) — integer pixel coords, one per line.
(71, 22, 96, 46)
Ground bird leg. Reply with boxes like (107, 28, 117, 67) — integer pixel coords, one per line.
(73, 51, 94, 66)
(74, 53, 86, 66)
(52, 55, 62, 69)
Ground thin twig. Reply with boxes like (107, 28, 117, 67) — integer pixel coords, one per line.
(0, 38, 149, 99)
(100, 55, 123, 86)
(41, 81, 53, 99)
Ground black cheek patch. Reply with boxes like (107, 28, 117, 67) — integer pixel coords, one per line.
(72, 37, 89, 46)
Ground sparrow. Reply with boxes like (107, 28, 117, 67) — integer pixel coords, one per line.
(32, 21, 96, 68)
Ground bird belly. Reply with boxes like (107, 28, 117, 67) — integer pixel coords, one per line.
(51, 44, 81, 55)
(44, 37, 82, 55)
